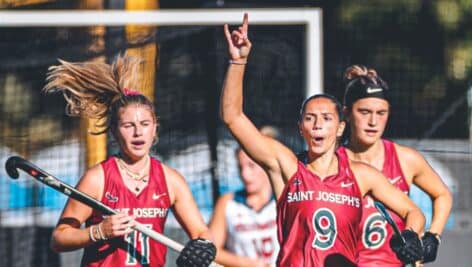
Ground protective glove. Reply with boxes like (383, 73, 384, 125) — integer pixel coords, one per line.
(176, 238, 217, 267)
(390, 229, 423, 264)
(422, 231, 441, 263)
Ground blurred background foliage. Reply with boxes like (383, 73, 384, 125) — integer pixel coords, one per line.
(321, 0, 471, 139)
(0, 1, 470, 266)
(1, 0, 471, 156)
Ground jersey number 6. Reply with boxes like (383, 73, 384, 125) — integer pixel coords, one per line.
(362, 213, 388, 249)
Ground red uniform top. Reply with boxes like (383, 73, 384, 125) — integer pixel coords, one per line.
(339, 140, 409, 267)
(276, 151, 362, 267)
(81, 156, 171, 267)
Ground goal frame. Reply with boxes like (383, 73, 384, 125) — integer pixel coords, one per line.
(0, 8, 323, 96)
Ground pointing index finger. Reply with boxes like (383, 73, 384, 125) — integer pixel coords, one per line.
(242, 13, 249, 33)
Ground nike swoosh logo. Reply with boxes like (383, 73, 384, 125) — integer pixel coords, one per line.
(366, 87, 383, 94)
(389, 176, 402, 185)
(341, 181, 354, 188)
(152, 193, 167, 200)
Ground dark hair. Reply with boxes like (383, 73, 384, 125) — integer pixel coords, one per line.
(343, 65, 389, 109)
(299, 93, 344, 122)
(43, 54, 159, 136)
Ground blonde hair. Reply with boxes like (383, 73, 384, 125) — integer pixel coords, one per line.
(344, 65, 379, 83)
(43, 55, 156, 134)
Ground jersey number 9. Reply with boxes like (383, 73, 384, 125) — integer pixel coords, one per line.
(312, 208, 337, 250)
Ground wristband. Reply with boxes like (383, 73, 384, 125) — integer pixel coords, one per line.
(89, 225, 97, 242)
(229, 59, 247, 65)
(97, 222, 108, 240)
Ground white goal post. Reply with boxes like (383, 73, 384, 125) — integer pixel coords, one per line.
(0, 8, 323, 96)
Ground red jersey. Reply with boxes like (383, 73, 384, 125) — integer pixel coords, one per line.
(340, 140, 410, 267)
(82, 156, 171, 267)
(276, 151, 362, 267)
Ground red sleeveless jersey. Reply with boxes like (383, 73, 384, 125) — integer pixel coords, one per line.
(276, 151, 362, 267)
(82, 156, 171, 267)
(340, 140, 409, 267)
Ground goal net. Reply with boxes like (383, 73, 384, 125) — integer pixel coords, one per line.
(0, 7, 321, 267)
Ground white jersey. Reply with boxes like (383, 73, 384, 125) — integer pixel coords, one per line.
(225, 190, 279, 265)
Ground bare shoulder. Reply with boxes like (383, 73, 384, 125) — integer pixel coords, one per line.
(261, 136, 298, 170)
(267, 137, 298, 178)
(160, 163, 188, 204)
(349, 159, 385, 196)
(274, 138, 298, 160)
(77, 163, 105, 198)
(394, 143, 425, 162)
(214, 192, 235, 209)
(85, 162, 104, 175)
(80, 163, 103, 184)
(349, 159, 379, 176)
(161, 163, 185, 182)
(220, 192, 235, 201)
(394, 143, 437, 184)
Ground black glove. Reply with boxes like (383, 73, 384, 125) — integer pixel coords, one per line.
(422, 231, 441, 263)
(390, 229, 423, 264)
(176, 238, 216, 267)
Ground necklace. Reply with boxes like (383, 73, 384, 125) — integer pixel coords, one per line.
(117, 156, 149, 192)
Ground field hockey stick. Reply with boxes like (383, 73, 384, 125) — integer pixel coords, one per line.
(375, 202, 416, 267)
(374, 202, 404, 241)
(5, 156, 222, 267)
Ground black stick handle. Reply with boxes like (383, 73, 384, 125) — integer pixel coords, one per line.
(4, 156, 184, 252)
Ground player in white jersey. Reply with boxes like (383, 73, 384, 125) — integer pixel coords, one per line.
(224, 189, 278, 265)
(209, 127, 279, 267)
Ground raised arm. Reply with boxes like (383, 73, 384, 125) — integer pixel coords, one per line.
(220, 13, 297, 197)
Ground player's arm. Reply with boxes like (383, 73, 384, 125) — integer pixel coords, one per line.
(397, 145, 453, 235)
(353, 161, 425, 233)
(165, 165, 210, 240)
(397, 145, 453, 263)
(51, 164, 135, 252)
(164, 165, 217, 267)
(354, 161, 425, 264)
(220, 13, 297, 197)
(208, 193, 232, 249)
(50, 164, 104, 252)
